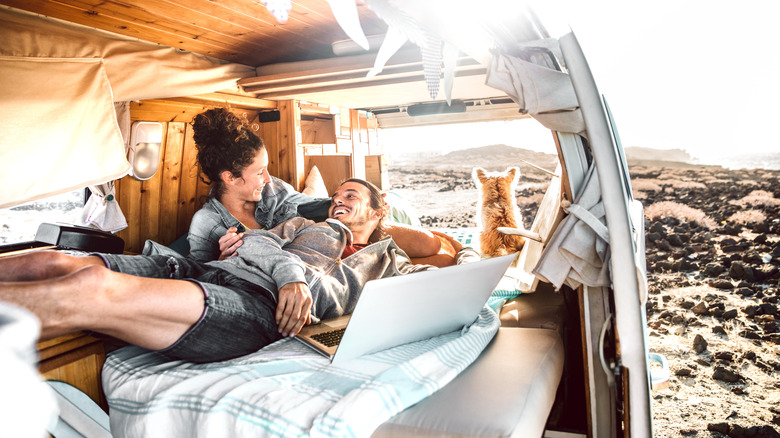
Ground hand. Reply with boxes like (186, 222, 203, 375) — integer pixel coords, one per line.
(217, 227, 243, 260)
(276, 282, 313, 337)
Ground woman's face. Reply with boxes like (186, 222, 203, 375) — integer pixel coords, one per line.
(234, 148, 272, 202)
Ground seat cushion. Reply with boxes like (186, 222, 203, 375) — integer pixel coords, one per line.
(499, 282, 565, 331)
(372, 327, 564, 438)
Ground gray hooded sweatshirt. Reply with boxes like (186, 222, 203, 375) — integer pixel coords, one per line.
(210, 217, 477, 322)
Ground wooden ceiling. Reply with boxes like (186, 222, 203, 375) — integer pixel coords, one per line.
(0, 0, 388, 67)
(0, 0, 539, 121)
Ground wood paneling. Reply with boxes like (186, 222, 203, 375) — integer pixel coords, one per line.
(277, 100, 300, 189)
(118, 99, 265, 252)
(38, 333, 108, 412)
(160, 122, 186, 245)
(177, 125, 201, 238)
(116, 96, 377, 253)
(0, 0, 387, 67)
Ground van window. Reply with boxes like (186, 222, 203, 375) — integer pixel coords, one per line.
(0, 189, 86, 245)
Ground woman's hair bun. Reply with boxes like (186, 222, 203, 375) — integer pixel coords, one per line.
(192, 108, 243, 150)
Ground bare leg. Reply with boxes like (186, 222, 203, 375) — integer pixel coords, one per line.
(0, 264, 204, 350)
(0, 250, 103, 282)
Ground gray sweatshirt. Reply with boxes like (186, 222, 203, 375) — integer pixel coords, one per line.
(211, 217, 477, 322)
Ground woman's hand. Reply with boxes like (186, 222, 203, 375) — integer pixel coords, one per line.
(276, 282, 313, 337)
(217, 227, 244, 260)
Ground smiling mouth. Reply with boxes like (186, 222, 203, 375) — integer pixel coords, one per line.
(332, 207, 350, 216)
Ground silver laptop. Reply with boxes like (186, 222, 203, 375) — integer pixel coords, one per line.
(296, 254, 516, 364)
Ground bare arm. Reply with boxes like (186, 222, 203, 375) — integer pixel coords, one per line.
(384, 223, 441, 258)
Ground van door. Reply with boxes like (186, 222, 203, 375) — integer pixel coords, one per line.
(559, 32, 653, 437)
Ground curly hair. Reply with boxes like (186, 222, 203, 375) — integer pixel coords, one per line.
(191, 108, 265, 198)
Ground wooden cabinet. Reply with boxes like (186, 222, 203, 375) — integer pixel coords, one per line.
(37, 332, 108, 412)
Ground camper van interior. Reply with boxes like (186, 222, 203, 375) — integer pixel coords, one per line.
(0, 1, 656, 437)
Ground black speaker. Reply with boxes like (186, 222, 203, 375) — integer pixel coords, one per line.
(35, 223, 125, 254)
(258, 111, 281, 122)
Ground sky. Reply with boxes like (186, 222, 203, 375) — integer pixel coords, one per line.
(382, 1, 780, 164)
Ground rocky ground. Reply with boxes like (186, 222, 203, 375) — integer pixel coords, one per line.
(388, 146, 780, 438)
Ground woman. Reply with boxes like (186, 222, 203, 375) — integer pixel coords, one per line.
(185, 108, 460, 266)
(187, 108, 329, 261)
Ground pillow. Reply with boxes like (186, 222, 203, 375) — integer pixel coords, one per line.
(302, 165, 329, 198)
(383, 190, 421, 227)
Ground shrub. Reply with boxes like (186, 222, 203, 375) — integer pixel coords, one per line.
(730, 190, 780, 208)
(660, 179, 707, 190)
(644, 201, 717, 229)
(516, 192, 544, 207)
(727, 209, 766, 225)
(632, 179, 662, 192)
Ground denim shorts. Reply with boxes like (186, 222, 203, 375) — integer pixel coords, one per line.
(98, 254, 282, 362)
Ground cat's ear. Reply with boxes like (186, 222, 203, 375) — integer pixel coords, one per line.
(506, 166, 520, 183)
(472, 167, 487, 186)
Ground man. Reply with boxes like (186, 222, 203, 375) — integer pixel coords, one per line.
(0, 179, 474, 363)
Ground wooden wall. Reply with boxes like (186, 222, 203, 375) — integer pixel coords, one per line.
(114, 95, 380, 254)
(115, 96, 275, 253)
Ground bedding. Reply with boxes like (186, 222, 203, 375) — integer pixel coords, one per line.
(103, 292, 517, 438)
(103, 228, 527, 437)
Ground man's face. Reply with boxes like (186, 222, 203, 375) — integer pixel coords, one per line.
(329, 181, 380, 230)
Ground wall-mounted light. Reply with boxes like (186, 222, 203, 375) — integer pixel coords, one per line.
(127, 121, 162, 181)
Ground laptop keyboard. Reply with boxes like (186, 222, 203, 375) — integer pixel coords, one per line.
(311, 328, 346, 347)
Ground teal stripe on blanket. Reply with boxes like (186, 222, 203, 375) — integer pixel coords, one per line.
(104, 303, 501, 438)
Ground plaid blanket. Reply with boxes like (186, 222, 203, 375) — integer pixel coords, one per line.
(103, 294, 513, 438)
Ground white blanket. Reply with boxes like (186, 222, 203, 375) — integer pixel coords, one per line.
(103, 294, 513, 438)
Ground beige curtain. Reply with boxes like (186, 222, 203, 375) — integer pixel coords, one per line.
(0, 56, 128, 209)
(0, 7, 255, 208)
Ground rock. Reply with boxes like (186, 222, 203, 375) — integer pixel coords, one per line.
(681, 299, 696, 309)
(715, 351, 735, 362)
(675, 367, 693, 377)
(743, 251, 765, 265)
(668, 234, 684, 247)
(713, 365, 742, 382)
(692, 301, 709, 315)
(713, 325, 728, 335)
(708, 422, 731, 434)
(649, 221, 665, 235)
(722, 309, 739, 320)
(730, 261, 755, 281)
(754, 265, 780, 281)
(759, 303, 778, 316)
(710, 305, 726, 317)
(753, 222, 770, 233)
(735, 287, 757, 297)
(739, 329, 762, 340)
(711, 279, 735, 290)
(703, 263, 726, 277)
(693, 334, 708, 353)
(657, 239, 673, 252)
